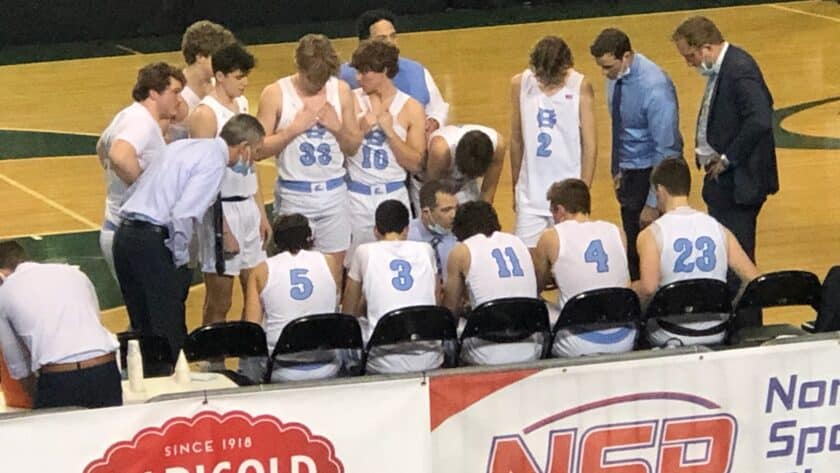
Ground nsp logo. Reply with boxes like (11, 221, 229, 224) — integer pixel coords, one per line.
(486, 392, 737, 473)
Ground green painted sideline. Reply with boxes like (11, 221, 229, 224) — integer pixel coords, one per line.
(0, 130, 97, 159)
(773, 96, 840, 150)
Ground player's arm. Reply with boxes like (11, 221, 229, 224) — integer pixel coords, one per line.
(578, 77, 597, 187)
(723, 226, 760, 284)
(423, 67, 449, 131)
(108, 140, 143, 185)
(382, 98, 426, 173)
(443, 244, 469, 316)
(333, 81, 363, 156)
(533, 228, 558, 292)
(632, 227, 660, 305)
(252, 170, 271, 247)
(187, 104, 218, 138)
(243, 262, 268, 324)
(341, 277, 364, 317)
(256, 83, 315, 159)
(425, 136, 452, 181)
(324, 253, 344, 309)
(509, 74, 524, 194)
(480, 133, 506, 203)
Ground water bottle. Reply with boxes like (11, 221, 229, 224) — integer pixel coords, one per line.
(126, 339, 145, 392)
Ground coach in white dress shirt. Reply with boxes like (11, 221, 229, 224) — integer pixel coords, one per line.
(113, 114, 265, 358)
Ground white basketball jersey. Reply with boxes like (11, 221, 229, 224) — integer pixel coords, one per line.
(260, 250, 337, 348)
(552, 220, 630, 309)
(169, 85, 203, 141)
(429, 124, 499, 201)
(517, 68, 584, 216)
(355, 240, 437, 327)
(654, 207, 728, 286)
(99, 102, 165, 225)
(347, 90, 410, 184)
(276, 76, 345, 181)
(197, 95, 256, 198)
(463, 231, 537, 307)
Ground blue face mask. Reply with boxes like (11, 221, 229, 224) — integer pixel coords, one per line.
(231, 157, 251, 176)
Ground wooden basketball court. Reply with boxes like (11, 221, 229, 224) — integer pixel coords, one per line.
(1, 0, 838, 332)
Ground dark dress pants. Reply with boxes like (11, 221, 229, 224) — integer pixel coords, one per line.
(35, 360, 122, 409)
(616, 168, 653, 281)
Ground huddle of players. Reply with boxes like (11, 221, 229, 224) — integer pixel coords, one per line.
(98, 12, 758, 373)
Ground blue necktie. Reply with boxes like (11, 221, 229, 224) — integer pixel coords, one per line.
(430, 235, 443, 277)
(610, 78, 623, 177)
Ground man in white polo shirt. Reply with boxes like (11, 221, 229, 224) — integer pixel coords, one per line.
(0, 241, 121, 409)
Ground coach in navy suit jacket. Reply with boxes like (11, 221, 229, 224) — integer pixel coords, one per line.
(672, 16, 778, 295)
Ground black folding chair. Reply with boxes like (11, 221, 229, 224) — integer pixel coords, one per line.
(730, 271, 819, 345)
(644, 279, 731, 348)
(117, 331, 174, 377)
(460, 297, 550, 364)
(551, 287, 641, 356)
(365, 305, 458, 374)
(805, 266, 840, 333)
(265, 313, 364, 383)
(183, 321, 268, 385)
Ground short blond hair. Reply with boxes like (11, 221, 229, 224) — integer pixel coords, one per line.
(181, 20, 236, 65)
(295, 34, 340, 89)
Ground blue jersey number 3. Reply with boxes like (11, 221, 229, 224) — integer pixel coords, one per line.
(390, 259, 414, 291)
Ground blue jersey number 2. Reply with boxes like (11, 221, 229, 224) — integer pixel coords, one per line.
(536, 132, 552, 158)
(673, 236, 717, 273)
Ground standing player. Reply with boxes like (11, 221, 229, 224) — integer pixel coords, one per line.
(443, 201, 538, 365)
(342, 200, 439, 373)
(189, 43, 269, 327)
(634, 158, 759, 346)
(244, 214, 343, 382)
(533, 179, 632, 357)
(511, 36, 597, 251)
(257, 34, 361, 271)
(409, 124, 506, 210)
(169, 20, 236, 141)
(97, 62, 185, 279)
(345, 39, 426, 256)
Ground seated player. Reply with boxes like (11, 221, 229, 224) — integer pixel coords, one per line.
(634, 158, 759, 347)
(342, 200, 441, 374)
(533, 179, 634, 357)
(444, 201, 540, 365)
(244, 214, 343, 382)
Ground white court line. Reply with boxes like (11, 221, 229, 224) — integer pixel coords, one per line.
(114, 44, 143, 55)
(0, 171, 100, 229)
(767, 2, 840, 23)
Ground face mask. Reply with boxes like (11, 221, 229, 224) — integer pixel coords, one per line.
(696, 54, 715, 76)
(231, 156, 251, 176)
(428, 219, 451, 236)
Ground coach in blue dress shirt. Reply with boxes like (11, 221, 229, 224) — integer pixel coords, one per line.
(113, 114, 265, 358)
(590, 29, 683, 280)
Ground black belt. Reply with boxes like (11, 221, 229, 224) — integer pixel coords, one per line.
(221, 195, 250, 202)
(121, 219, 168, 237)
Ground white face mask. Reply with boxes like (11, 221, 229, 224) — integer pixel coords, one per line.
(429, 221, 451, 236)
(697, 60, 716, 77)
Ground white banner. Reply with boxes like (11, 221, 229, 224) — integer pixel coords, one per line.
(0, 377, 430, 473)
(431, 339, 840, 473)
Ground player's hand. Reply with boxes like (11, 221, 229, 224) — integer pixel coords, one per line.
(359, 113, 378, 134)
(316, 103, 341, 133)
(291, 106, 318, 136)
(425, 118, 440, 140)
(639, 205, 660, 229)
(223, 230, 240, 259)
(377, 112, 395, 137)
(258, 212, 271, 249)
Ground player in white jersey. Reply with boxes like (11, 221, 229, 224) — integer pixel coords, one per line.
(257, 35, 361, 272)
(244, 214, 343, 382)
(169, 21, 236, 141)
(409, 124, 506, 211)
(97, 62, 185, 280)
(345, 40, 426, 261)
(634, 158, 759, 346)
(188, 44, 269, 328)
(343, 200, 440, 374)
(443, 201, 539, 365)
(534, 179, 633, 357)
(511, 36, 597, 249)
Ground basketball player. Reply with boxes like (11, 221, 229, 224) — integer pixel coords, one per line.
(634, 158, 759, 346)
(409, 124, 505, 211)
(189, 44, 268, 327)
(169, 20, 236, 141)
(257, 34, 361, 271)
(345, 39, 426, 259)
(97, 62, 185, 280)
(511, 36, 597, 251)
(533, 179, 633, 357)
(443, 201, 539, 365)
(342, 200, 440, 373)
(244, 214, 343, 382)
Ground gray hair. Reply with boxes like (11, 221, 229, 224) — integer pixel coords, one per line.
(219, 114, 265, 146)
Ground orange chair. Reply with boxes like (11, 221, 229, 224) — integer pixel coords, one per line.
(0, 349, 32, 409)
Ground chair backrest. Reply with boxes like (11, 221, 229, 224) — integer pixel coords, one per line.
(646, 278, 732, 320)
(736, 270, 821, 312)
(815, 266, 840, 332)
(367, 306, 457, 348)
(553, 287, 641, 334)
(117, 331, 174, 377)
(183, 321, 268, 362)
(461, 297, 550, 343)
